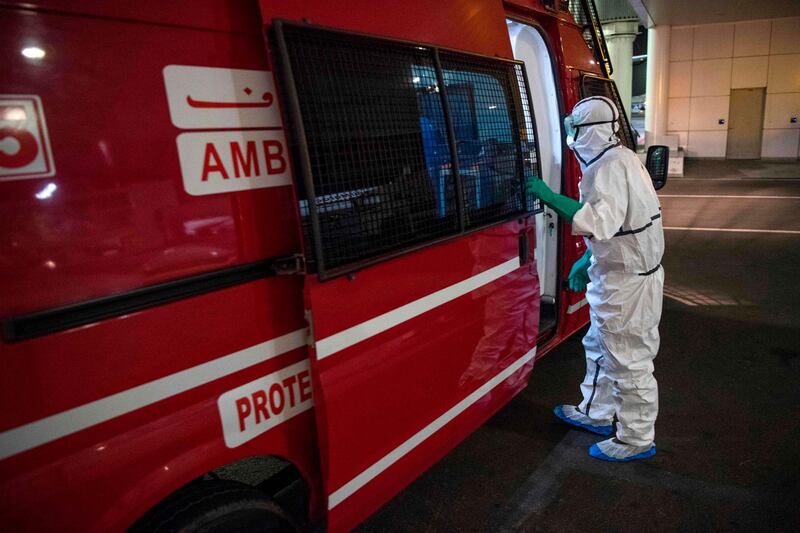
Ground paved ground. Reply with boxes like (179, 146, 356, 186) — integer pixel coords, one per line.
(360, 160, 800, 532)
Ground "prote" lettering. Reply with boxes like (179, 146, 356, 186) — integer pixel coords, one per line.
(234, 367, 312, 432)
(217, 359, 312, 448)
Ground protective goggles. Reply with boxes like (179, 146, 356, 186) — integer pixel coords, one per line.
(563, 115, 619, 144)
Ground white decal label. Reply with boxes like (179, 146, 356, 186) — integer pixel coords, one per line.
(163, 65, 292, 196)
(218, 360, 314, 448)
(163, 65, 282, 129)
(0, 95, 55, 181)
(177, 130, 291, 196)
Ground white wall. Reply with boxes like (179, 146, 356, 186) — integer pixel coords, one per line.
(665, 17, 800, 159)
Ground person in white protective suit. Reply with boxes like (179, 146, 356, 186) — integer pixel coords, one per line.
(526, 95, 665, 462)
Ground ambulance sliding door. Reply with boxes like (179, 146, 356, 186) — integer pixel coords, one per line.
(508, 20, 563, 333)
(264, 5, 543, 530)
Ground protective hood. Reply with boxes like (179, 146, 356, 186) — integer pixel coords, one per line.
(566, 96, 621, 168)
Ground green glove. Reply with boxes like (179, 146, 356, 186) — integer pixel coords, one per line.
(525, 177, 583, 222)
(567, 249, 592, 292)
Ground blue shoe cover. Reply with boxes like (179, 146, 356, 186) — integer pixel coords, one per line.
(553, 405, 613, 436)
(589, 438, 656, 462)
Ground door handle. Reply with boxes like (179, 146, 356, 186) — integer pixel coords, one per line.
(519, 227, 535, 265)
(519, 231, 529, 265)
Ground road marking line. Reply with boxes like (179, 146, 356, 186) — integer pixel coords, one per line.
(671, 178, 800, 181)
(315, 257, 521, 360)
(659, 194, 800, 199)
(664, 292, 699, 306)
(494, 429, 755, 531)
(0, 329, 308, 461)
(663, 227, 800, 235)
(328, 345, 537, 510)
(495, 431, 595, 531)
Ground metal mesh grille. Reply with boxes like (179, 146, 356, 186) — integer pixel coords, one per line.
(437, 53, 540, 229)
(568, 0, 593, 49)
(585, 0, 614, 76)
(567, 0, 613, 75)
(581, 75, 636, 151)
(515, 65, 543, 217)
(275, 23, 540, 276)
(279, 27, 457, 272)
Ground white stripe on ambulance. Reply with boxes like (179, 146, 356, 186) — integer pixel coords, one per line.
(328, 346, 537, 509)
(315, 256, 522, 360)
(0, 329, 308, 461)
(217, 359, 314, 448)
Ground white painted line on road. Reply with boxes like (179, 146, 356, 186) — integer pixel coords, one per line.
(672, 178, 800, 181)
(663, 292, 698, 306)
(659, 194, 800, 200)
(494, 429, 755, 531)
(495, 431, 595, 531)
(664, 227, 800, 235)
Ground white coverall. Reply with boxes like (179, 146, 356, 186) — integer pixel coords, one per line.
(569, 97, 665, 447)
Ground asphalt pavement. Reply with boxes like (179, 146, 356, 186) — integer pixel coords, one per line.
(360, 159, 800, 532)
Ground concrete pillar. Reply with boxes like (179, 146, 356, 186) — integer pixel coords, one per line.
(603, 20, 639, 118)
(645, 24, 670, 147)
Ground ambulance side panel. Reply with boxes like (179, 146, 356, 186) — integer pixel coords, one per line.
(0, 1, 297, 316)
(0, 1, 601, 531)
(0, 2, 322, 531)
(259, 2, 542, 530)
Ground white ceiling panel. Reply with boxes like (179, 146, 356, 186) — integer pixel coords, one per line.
(628, 0, 800, 26)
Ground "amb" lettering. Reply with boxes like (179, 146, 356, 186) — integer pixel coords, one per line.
(201, 140, 287, 181)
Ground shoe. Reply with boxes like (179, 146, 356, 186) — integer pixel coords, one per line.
(553, 405, 613, 436)
(589, 438, 656, 462)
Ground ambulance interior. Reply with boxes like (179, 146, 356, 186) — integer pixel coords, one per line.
(508, 19, 563, 334)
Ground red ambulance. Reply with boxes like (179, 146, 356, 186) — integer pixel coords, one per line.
(0, 1, 642, 531)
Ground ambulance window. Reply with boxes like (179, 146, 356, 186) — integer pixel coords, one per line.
(439, 53, 540, 228)
(277, 26, 459, 274)
(580, 75, 637, 151)
(273, 22, 541, 278)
